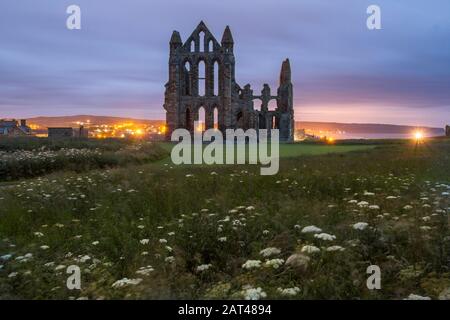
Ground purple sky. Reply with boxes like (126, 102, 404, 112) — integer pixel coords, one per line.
(0, 0, 449, 126)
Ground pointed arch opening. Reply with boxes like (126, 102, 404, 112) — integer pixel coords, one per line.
(198, 60, 206, 97)
(213, 61, 219, 96)
(199, 31, 205, 52)
(253, 98, 262, 112)
(186, 107, 193, 132)
(213, 107, 219, 129)
(268, 99, 277, 111)
(183, 61, 191, 96)
(208, 40, 214, 52)
(198, 106, 206, 132)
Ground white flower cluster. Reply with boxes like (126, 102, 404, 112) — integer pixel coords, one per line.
(111, 278, 143, 288)
(314, 233, 336, 241)
(242, 260, 262, 270)
(242, 287, 267, 300)
(265, 259, 284, 269)
(352, 222, 369, 231)
(277, 287, 300, 296)
(196, 264, 212, 272)
(301, 225, 322, 234)
(136, 266, 154, 276)
(259, 247, 281, 257)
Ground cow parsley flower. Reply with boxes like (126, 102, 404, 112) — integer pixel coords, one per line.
(357, 201, 369, 208)
(277, 287, 300, 296)
(136, 266, 154, 276)
(301, 245, 320, 254)
(265, 259, 284, 269)
(196, 264, 212, 272)
(242, 287, 267, 300)
(353, 222, 369, 231)
(259, 247, 281, 257)
(1, 254, 12, 261)
(111, 278, 143, 288)
(242, 260, 262, 270)
(314, 233, 336, 241)
(301, 225, 322, 234)
(326, 245, 345, 252)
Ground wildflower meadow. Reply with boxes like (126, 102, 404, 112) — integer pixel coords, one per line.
(0, 138, 449, 300)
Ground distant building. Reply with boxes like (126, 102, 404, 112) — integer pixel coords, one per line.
(446, 125, 450, 137)
(48, 126, 89, 138)
(0, 119, 32, 137)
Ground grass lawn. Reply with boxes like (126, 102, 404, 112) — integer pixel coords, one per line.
(156, 142, 378, 165)
(0, 138, 449, 300)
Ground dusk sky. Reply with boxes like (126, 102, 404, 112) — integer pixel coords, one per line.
(1, 0, 449, 126)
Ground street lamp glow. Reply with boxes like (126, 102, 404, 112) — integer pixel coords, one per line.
(414, 131, 424, 141)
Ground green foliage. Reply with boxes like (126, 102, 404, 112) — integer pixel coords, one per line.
(0, 139, 449, 299)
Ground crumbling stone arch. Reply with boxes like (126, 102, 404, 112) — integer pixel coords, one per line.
(164, 22, 294, 142)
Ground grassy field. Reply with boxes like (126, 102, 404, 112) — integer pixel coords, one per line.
(157, 142, 377, 165)
(0, 138, 449, 300)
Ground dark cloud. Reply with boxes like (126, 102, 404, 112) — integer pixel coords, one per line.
(0, 0, 449, 125)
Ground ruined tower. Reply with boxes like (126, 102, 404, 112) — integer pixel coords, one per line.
(164, 21, 295, 142)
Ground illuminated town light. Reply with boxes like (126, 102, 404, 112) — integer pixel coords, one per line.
(414, 130, 424, 141)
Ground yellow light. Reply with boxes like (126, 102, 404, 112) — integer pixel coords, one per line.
(414, 131, 424, 141)
(136, 129, 143, 135)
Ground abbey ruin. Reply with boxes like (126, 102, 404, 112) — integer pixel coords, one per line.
(164, 21, 295, 142)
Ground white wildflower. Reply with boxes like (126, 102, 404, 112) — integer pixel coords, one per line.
(277, 287, 300, 297)
(353, 222, 369, 231)
(301, 225, 322, 234)
(314, 233, 336, 241)
(301, 245, 320, 254)
(242, 287, 267, 300)
(242, 260, 262, 270)
(111, 278, 143, 288)
(326, 245, 345, 252)
(265, 259, 284, 269)
(259, 247, 281, 257)
(196, 264, 212, 272)
(357, 201, 369, 208)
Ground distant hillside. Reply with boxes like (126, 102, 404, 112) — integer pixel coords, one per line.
(296, 121, 444, 135)
(25, 115, 445, 135)
(28, 115, 164, 128)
